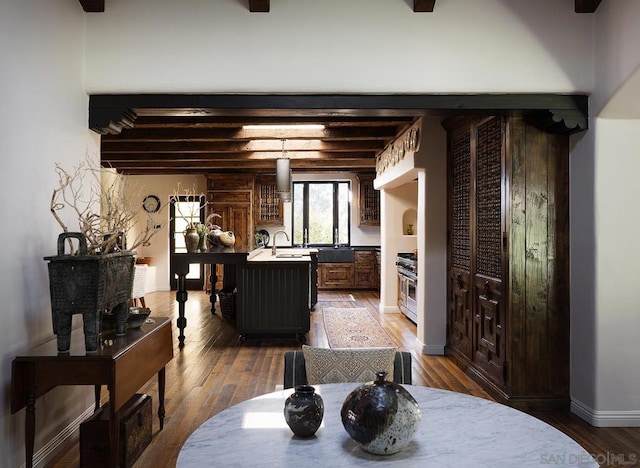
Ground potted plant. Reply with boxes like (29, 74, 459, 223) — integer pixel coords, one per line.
(46, 158, 164, 353)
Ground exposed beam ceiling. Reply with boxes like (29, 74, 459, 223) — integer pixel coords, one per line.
(92, 94, 589, 176)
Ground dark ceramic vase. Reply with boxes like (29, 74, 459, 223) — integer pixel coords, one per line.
(341, 371, 421, 455)
(284, 385, 324, 438)
(184, 228, 200, 253)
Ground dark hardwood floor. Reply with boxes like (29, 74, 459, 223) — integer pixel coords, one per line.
(47, 290, 639, 467)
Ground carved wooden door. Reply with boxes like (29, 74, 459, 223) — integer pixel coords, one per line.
(471, 117, 506, 388)
(447, 129, 473, 359)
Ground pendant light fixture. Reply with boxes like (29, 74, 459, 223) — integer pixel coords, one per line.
(276, 139, 292, 202)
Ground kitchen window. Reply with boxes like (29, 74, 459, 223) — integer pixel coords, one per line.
(292, 181, 350, 247)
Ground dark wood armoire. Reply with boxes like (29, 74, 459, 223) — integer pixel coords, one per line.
(443, 115, 570, 410)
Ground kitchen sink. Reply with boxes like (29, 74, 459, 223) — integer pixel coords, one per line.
(317, 247, 355, 263)
(276, 253, 304, 258)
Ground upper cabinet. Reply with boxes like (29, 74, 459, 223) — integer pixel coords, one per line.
(254, 175, 284, 226)
(357, 173, 380, 226)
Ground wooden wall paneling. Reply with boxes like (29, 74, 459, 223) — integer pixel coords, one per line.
(547, 128, 571, 399)
(523, 121, 551, 396)
(507, 116, 527, 397)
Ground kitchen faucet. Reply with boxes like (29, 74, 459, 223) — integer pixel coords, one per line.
(272, 230, 290, 256)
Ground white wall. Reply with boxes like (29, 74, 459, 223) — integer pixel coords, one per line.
(84, 0, 593, 94)
(0, 1, 95, 466)
(594, 121, 640, 412)
(568, 0, 640, 426)
(379, 182, 419, 313)
(416, 120, 448, 355)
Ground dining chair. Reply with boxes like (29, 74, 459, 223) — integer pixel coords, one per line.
(283, 348, 412, 389)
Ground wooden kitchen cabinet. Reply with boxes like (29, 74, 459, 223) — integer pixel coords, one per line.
(443, 115, 570, 410)
(356, 173, 380, 226)
(206, 174, 254, 290)
(354, 251, 376, 289)
(318, 263, 354, 289)
(254, 175, 284, 226)
(206, 174, 254, 251)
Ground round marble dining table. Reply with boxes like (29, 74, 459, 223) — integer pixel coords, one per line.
(177, 383, 597, 467)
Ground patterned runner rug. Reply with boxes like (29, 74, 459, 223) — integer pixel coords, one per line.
(323, 307, 397, 348)
(317, 292, 356, 302)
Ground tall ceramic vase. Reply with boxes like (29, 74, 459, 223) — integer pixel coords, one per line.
(284, 385, 324, 438)
(184, 228, 200, 253)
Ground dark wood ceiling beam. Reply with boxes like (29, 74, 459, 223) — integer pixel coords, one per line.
(249, 0, 269, 12)
(105, 158, 375, 170)
(575, 0, 603, 13)
(101, 140, 384, 153)
(102, 127, 399, 142)
(90, 108, 137, 135)
(413, 0, 436, 12)
(102, 151, 376, 162)
(78, 0, 104, 12)
(90, 94, 588, 122)
(131, 117, 414, 128)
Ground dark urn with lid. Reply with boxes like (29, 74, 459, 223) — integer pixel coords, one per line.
(341, 371, 421, 455)
(284, 385, 324, 438)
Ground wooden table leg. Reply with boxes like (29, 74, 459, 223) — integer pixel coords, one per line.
(158, 367, 166, 430)
(209, 263, 218, 314)
(175, 273, 187, 348)
(109, 385, 120, 468)
(25, 391, 35, 468)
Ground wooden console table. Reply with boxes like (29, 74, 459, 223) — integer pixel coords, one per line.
(11, 317, 173, 468)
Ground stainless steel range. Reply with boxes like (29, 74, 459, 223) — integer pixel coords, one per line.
(396, 253, 417, 323)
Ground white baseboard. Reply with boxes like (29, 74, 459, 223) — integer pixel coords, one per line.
(415, 338, 445, 355)
(379, 304, 401, 314)
(27, 405, 94, 468)
(571, 398, 640, 427)
(421, 344, 445, 355)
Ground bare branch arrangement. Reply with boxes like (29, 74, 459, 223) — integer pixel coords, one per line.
(50, 158, 165, 255)
(169, 182, 209, 230)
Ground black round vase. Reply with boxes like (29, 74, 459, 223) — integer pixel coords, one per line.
(341, 371, 421, 455)
(284, 385, 324, 438)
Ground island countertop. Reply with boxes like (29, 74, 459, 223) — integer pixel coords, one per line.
(247, 247, 318, 263)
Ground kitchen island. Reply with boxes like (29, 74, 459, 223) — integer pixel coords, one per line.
(171, 247, 317, 345)
(239, 248, 318, 342)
